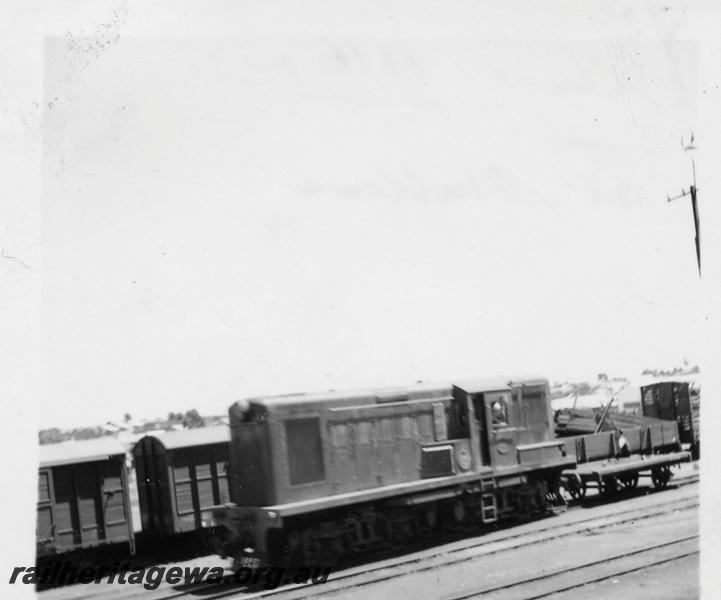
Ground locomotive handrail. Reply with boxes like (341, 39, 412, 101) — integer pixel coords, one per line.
(327, 396, 454, 412)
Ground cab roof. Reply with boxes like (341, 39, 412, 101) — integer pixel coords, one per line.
(453, 376, 548, 395)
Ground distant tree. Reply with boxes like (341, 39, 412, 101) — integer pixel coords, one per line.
(39, 428, 63, 445)
(73, 427, 102, 440)
(183, 409, 205, 429)
(577, 382, 591, 395)
(138, 421, 162, 433)
(124, 413, 132, 423)
(597, 373, 608, 381)
(689, 365, 700, 374)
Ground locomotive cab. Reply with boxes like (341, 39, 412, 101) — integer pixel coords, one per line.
(453, 378, 572, 474)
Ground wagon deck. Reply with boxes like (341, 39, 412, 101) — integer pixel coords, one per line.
(561, 451, 691, 499)
(564, 451, 690, 480)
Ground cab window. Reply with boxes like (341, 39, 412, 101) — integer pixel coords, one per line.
(491, 397, 509, 427)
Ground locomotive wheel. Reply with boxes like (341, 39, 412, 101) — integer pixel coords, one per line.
(420, 504, 439, 535)
(286, 530, 302, 560)
(619, 473, 639, 490)
(265, 528, 299, 566)
(452, 500, 466, 523)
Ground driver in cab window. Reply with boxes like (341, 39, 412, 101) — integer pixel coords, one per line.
(491, 397, 508, 427)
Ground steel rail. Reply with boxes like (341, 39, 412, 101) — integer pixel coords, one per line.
(141, 490, 698, 600)
(246, 501, 698, 600)
(443, 534, 699, 600)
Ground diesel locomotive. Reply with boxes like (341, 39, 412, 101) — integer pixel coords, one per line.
(209, 376, 689, 568)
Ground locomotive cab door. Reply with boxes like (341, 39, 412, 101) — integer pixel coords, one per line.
(471, 394, 491, 466)
(473, 391, 521, 469)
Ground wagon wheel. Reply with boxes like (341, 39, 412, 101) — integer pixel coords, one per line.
(565, 477, 586, 501)
(619, 473, 639, 490)
(599, 476, 618, 497)
(651, 468, 670, 490)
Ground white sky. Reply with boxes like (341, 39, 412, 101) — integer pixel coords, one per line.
(32, 2, 713, 430)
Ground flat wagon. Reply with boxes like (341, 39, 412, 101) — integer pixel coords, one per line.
(560, 418, 690, 498)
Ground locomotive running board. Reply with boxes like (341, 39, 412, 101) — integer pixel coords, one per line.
(259, 470, 489, 517)
(385, 486, 480, 507)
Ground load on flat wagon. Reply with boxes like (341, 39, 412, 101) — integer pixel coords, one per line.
(210, 377, 578, 567)
(37, 438, 135, 558)
(133, 427, 230, 537)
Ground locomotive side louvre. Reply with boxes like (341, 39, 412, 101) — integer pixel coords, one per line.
(37, 437, 135, 558)
(133, 427, 230, 536)
(226, 384, 461, 507)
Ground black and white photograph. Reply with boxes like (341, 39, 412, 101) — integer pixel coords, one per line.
(2, 1, 720, 599)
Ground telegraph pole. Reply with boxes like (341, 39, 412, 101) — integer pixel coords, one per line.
(667, 134, 701, 276)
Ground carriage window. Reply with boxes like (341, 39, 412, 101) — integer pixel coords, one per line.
(491, 397, 509, 427)
(286, 418, 325, 485)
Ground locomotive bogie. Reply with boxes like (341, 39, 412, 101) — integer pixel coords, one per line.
(216, 469, 567, 567)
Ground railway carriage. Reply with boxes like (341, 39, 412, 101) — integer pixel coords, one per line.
(37, 438, 135, 558)
(133, 427, 230, 537)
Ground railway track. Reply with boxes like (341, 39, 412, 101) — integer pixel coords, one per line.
(441, 535, 699, 600)
(244, 495, 697, 600)
(39, 480, 698, 600)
